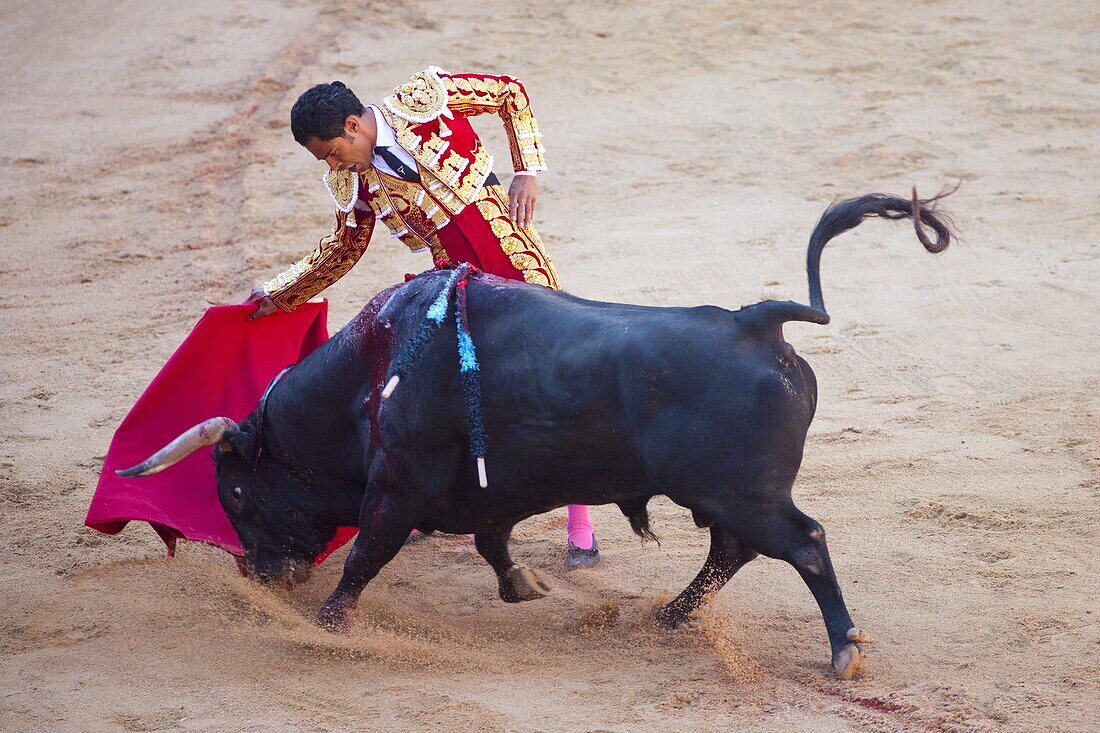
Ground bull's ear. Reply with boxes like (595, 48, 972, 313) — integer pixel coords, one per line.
(220, 429, 259, 462)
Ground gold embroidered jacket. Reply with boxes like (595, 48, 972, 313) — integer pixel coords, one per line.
(263, 66, 549, 311)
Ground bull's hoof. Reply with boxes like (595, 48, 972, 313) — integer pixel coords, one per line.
(654, 604, 688, 629)
(503, 565, 553, 602)
(316, 604, 352, 633)
(832, 643, 866, 680)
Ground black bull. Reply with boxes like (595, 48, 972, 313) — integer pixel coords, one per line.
(120, 191, 953, 679)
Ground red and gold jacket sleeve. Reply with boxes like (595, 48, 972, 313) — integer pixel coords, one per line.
(262, 209, 375, 312)
(440, 72, 547, 173)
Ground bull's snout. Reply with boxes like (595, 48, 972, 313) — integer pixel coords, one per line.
(291, 562, 314, 584)
(245, 552, 312, 588)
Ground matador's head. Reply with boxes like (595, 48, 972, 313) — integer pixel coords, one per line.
(291, 81, 378, 174)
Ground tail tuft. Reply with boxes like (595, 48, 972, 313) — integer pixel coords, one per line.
(806, 186, 957, 315)
(618, 497, 659, 545)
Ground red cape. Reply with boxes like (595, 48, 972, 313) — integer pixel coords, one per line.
(86, 302, 357, 563)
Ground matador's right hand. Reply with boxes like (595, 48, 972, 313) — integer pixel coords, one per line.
(245, 287, 277, 320)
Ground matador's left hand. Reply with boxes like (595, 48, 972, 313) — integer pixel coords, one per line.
(508, 175, 539, 229)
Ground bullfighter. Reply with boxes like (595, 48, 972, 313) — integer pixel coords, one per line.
(246, 66, 600, 567)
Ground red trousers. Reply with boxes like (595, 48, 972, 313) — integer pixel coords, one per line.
(437, 199, 527, 282)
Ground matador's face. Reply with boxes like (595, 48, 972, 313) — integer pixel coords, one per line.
(305, 113, 377, 173)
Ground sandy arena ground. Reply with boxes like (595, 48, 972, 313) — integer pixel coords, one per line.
(1, 1, 1098, 730)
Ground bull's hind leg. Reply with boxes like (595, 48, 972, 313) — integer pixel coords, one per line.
(317, 491, 417, 631)
(656, 525, 758, 629)
(723, 504, 868, 679)
(475, 528, 553, 602)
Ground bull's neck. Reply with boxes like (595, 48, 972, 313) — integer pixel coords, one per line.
(260, 331, 371, 523)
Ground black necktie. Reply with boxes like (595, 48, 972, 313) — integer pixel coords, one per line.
(374, 146, 419, 182)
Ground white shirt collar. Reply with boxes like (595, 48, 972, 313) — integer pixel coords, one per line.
(368, 105, 397, 148)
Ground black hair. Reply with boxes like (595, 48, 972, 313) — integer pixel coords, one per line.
(290, 81, 365, 146)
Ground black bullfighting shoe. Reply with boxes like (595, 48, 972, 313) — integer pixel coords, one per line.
(565, 536, 601, 569)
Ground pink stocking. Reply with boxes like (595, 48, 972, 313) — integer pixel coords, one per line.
(567, 504, 594, 549)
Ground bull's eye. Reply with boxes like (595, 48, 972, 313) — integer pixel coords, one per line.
(233, 486, 242, 499)
(287, 508, 300, 522)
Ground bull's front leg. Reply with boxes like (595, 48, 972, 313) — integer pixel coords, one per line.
(475, 528, 553, 603)
(317, 492, 415, 631)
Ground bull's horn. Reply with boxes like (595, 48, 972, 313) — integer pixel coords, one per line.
(115, 416, 239, 477)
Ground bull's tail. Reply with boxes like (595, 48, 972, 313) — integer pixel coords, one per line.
(806, 186, 955, 317)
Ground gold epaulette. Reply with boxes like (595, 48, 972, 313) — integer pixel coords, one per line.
(323, 169, 359, 212)
(382, 66, 450, 124)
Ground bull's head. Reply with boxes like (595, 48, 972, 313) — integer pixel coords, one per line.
(116, 416, 338, 585)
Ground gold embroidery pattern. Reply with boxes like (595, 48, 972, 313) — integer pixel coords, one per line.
(420, 132, 449, 166)
(475, 197, 506, 221)
(438, 150, 469, 187)
(424, 176, 457, 209)
(382, 66, 449, 123)
(455, 142, 493, 202)
(429, 242, 450, 265)
(442, 74, 547, 173)
(507, 108, 546, 172)
(374, 172, 448, 252)
(360, 167, 383, 199)
(478, 184, 559, 289)
(265, 210, 375, 311)
(323, 170, 359, 212)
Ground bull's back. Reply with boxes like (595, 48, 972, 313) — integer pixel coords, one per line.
(462, 281, 818, 501)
